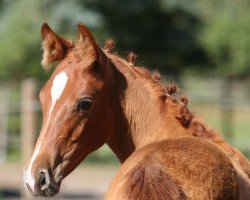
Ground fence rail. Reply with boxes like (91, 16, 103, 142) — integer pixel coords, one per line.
(0, 77, 249, 164)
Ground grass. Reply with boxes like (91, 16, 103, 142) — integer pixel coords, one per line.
(84, 145, 119, 165)
(192, 104, 250, 154)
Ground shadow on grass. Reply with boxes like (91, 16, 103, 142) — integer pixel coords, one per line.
(0, 188, 102, 199)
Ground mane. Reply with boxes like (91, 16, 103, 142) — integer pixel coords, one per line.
(102, 39, 218, 140)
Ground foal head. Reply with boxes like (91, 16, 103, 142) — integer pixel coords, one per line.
(23, 23, 116, 197)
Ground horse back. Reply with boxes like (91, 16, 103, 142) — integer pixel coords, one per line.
(106, 137, 239, 200)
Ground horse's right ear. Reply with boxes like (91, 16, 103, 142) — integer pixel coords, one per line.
(41, 23, 74, 71)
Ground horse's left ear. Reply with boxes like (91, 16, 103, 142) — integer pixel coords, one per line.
(77, 23, 104, 62)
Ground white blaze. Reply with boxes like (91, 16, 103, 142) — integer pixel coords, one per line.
(23, 71, 68, 192)
(50, 72, 68, 115)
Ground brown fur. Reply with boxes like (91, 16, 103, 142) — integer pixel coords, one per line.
(105, 49, 250, 199)
(24, 23, 250, 198)
(106, 138, 239, 200)
(122, 163, 186, 200)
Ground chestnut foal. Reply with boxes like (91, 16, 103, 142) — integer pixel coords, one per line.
(23, 23, 249, 199)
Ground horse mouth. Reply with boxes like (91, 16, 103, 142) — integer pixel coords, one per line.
(39, 183, 60, 197)
(38, 172, 61, 197)
(26, 181, 61, 197)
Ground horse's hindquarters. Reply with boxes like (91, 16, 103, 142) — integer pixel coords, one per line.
(106, 137, 239, 200)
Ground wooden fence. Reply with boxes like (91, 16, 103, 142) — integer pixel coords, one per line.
(0, 79, 39, 164)
(0, 77, 249, 164)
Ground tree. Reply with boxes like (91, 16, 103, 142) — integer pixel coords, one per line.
(199, 0, 250, 78)
(0, 0, 101, 81)
(198, 0, 250, 139)
(82, 0, 205, 77)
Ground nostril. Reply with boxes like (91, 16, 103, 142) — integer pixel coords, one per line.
(39, 171, 47, 189)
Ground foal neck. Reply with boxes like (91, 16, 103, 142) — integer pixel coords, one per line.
(107, 55, 190, 162)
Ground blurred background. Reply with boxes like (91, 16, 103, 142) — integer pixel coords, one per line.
(0, 0, 249, 199)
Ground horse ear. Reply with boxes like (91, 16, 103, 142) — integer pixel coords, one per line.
(77, 23, 101, 60)
(41, 23, 74, 70)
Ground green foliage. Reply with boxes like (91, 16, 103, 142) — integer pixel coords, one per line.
(199, 0, 250, 77)
(0, 0, 249, 80)
(0, 0, 45, 80)
(0, 0, 101, 81)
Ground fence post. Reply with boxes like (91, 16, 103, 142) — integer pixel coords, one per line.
(20, 78, 37, 198)
(0, 87, 9, 163)
(220, 77, 234, 143)
(20, 78, 37, 165)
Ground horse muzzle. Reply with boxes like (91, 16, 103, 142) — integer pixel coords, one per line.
(23, 168, 61, 197)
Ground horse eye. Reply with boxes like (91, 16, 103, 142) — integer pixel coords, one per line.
(78, 98, 93, 111)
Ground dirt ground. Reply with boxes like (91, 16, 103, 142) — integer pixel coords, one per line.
(0, 163, 118, 200)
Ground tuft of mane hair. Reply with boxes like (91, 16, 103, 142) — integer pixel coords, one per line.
(166, 84, 179, 95)
(128, 52, 137, 66)
(191, 121, 207, 137)
(176, 106, 193, 128)
(180, 96, 188, 106)
(152, 70, 161, 82)
(190, 119, 216, 139)
(103, 39, 115, 53)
